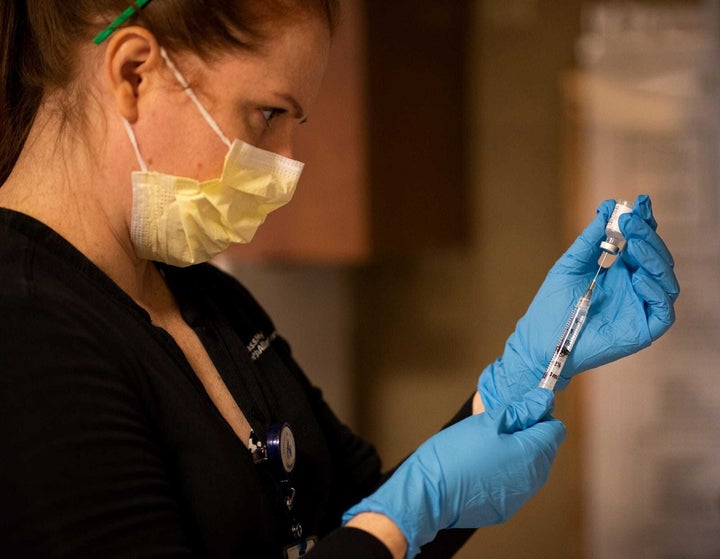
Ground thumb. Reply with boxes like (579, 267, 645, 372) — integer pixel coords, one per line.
(631, 194, 658, 230)
(488, 388, 555, 433)
(552, 199, 615, 275)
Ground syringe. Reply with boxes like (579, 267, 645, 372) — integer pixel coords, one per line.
(537, 199, 632, 390)
(538, 261, 604, 391)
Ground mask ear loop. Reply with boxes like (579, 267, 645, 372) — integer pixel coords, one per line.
(123, 118, 148, 172)
(159, 47, 232, 149)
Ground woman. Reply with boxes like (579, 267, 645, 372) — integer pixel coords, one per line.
(0, 1, 676, 558)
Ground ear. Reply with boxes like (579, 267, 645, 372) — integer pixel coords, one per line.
(104, 27, 162, 123)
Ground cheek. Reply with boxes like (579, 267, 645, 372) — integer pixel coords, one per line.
(138, 123, 228, 180)
(133, 91, 230, 180)
(164, 145, 227, 181)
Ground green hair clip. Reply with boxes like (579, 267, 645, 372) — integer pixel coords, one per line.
(93, 0, 153, 45)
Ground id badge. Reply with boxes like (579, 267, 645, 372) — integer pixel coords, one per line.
(283, 536, 317, 559)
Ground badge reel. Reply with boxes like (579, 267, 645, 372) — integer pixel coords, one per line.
(250, 423, 317, 558)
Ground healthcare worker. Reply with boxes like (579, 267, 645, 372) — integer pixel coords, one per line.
(0, 1, 677, 558)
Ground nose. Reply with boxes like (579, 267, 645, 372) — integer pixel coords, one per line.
(273, 144, 295, 159)
(259, 123, 298, 160)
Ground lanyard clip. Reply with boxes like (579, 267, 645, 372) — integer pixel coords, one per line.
(249, 423, 296, 477)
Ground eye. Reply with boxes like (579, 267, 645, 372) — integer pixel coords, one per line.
(261, 108, 286, 126)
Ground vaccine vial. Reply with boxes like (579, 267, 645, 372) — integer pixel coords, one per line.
(599, 199, 633, 256)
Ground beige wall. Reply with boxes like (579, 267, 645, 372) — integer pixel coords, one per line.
(354, 1, 585, 557)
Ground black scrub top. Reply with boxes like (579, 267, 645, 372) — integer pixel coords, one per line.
(0, 209, 474, 558)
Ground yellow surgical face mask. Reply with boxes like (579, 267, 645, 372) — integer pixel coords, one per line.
(124, 48, 304, 267)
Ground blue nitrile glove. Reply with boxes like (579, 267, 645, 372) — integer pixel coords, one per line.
(342, 388, 565, 558)
(479, 195, 679, 410)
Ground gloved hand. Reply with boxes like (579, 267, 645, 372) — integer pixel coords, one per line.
(479, 195, 679, 410)
(342, 388, 565, 558)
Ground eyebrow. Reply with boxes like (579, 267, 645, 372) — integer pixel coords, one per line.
(276, 93, 308, 124)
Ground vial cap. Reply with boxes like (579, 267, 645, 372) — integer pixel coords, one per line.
(600, 240, 619, 254)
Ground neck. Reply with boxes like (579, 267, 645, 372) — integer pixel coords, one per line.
(0, 105, 157, 304)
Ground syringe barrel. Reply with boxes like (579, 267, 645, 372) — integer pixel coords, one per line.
(538, 293, 591, 390)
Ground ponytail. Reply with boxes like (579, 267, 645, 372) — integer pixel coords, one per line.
(0, 1, 43, 184)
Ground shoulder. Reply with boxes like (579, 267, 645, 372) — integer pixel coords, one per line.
(0, 256, 143, 365)
(0, 227, 149, 402)
(0, 290, 142, 404)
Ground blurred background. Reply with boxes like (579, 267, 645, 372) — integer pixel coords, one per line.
(214, 1, 720, 557)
